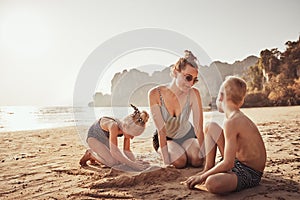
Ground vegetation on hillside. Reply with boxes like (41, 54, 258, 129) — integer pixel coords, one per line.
(243, 36, 300, 107)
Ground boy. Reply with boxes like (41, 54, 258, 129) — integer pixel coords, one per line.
(185, 76, 266, 193)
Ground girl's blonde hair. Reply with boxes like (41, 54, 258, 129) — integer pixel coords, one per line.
(122, 105, 149, 136)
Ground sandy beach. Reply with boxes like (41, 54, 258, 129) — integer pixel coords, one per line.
(0, 106, 299, 199)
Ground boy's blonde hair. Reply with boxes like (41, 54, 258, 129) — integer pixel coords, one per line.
(223, 76, 247, 106)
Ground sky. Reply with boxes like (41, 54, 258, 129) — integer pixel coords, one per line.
(0, 0, 299, 106)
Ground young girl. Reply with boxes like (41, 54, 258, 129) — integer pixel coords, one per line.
(148, 50, 205, 168)
(79, 104, 149, 171)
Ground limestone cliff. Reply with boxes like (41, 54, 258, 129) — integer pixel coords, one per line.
(91, 56, 258, 107)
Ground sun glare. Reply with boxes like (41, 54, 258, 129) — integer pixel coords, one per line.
(1, 7, 50, 58)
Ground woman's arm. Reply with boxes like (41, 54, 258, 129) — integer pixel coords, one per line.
(148, 87, 170, 165)
(158, 126, 170, 165)
(191, 88, 204, 152)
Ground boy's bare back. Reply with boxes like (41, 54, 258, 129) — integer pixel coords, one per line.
(226, 110, 266, 172)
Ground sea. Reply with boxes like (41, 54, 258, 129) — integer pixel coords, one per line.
(0, 106, 225, 138)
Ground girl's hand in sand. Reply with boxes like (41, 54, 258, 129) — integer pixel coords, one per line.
(136, 160, 151, 168)
(134, 162, 149, 171)
(185, 175, 205, 189)
(135, 160, 150, 170)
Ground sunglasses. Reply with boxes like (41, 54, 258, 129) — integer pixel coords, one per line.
(182, 73, 198, 84)
(130, 104, 146, 125)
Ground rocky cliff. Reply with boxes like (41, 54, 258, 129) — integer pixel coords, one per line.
(91, 56, 258, 107)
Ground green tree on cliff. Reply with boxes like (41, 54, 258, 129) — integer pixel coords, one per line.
(245, 36, 300, 106)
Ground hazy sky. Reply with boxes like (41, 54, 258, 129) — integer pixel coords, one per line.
(0, 0, 299, 106)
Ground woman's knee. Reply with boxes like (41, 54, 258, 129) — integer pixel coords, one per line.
(172, 154, 187, 169)
(186, 147, 204, 167)
(189, 156, 204, 167)
(168, 141, 187, 168)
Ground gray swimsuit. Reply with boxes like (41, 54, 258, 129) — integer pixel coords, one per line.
(87, 117, 123, 148)
(152, 87, 196, 151)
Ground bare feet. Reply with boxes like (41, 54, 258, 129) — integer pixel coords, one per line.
(79, 150, 91, 166)
(89, 159, 99, 166)
(80, 149, 102, 166)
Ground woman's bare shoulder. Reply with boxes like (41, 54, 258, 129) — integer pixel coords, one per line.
(149, 85, 167, 96)
(190, 87, 201, 96)
(190, 87, 202, 104)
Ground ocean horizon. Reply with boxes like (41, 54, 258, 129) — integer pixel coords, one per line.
(0, 106, 225, 134)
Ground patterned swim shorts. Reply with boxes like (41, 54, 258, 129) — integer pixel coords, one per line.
(231, 159, 263, 192)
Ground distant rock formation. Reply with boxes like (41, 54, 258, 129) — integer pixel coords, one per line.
(212, 55, 258, 80)
(90, 56, 258, 107)
(111, 67, 171, 107)
(89, 92, 111, 107)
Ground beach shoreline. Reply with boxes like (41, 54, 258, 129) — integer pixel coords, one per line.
(0, 106, 299, 199)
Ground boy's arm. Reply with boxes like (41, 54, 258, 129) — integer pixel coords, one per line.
(186, 120, 237, 187)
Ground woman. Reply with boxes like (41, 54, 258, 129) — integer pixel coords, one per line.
(79, 104, 149, 171)
(148, 50, 205, 168)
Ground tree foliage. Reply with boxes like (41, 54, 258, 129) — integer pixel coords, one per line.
(244, 36, 300, 107)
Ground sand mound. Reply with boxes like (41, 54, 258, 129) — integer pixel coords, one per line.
(89, 167, 181, 188)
